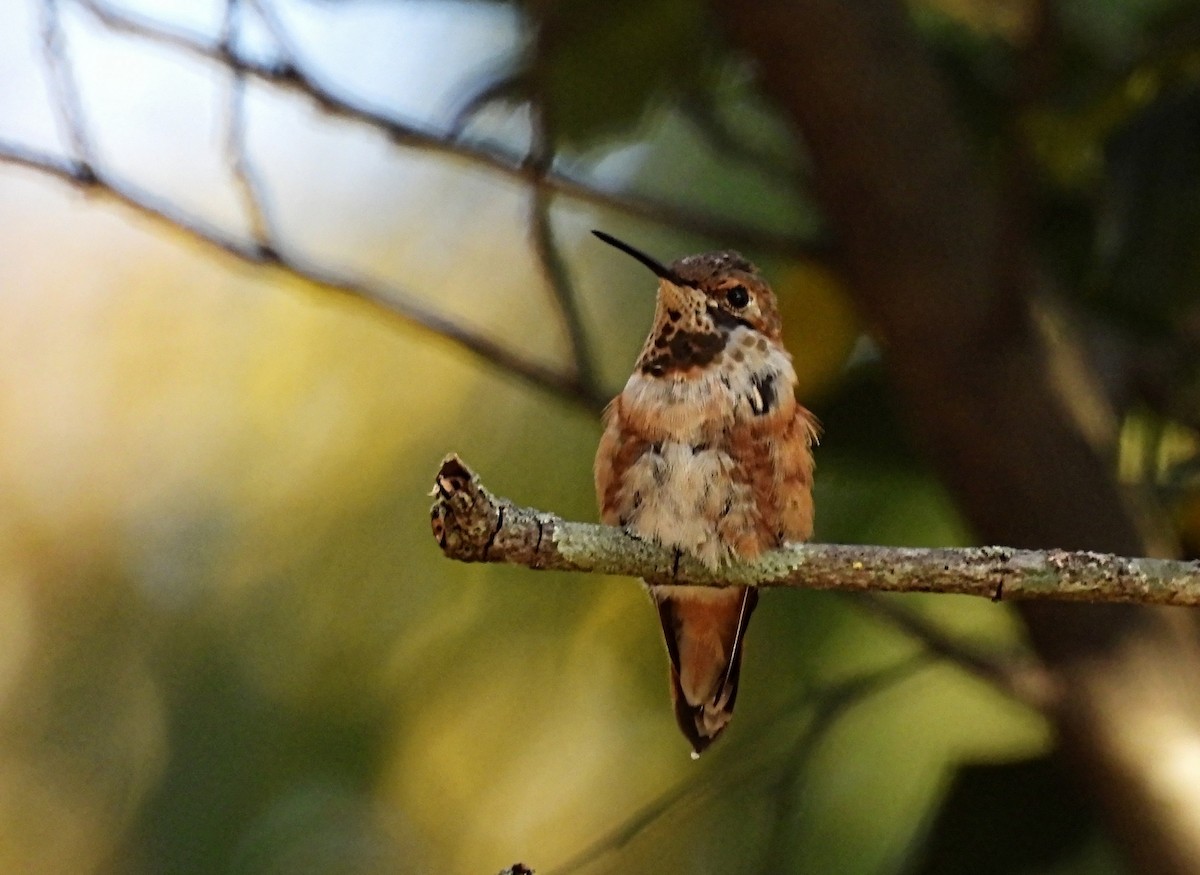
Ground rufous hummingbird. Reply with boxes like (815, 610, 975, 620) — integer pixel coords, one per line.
(593, 230, 818, 756)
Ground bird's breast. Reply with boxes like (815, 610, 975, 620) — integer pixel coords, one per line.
(605, 327, 800, 566)
(615, 440, 749, 568)
(619, 327, 796, 443)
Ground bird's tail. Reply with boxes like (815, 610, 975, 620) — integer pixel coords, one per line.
(652, 584, 759, 756)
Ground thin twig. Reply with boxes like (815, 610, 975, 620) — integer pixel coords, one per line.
(9, 0, 826, 411)
(759, 655, 928, 868)
(0, 138, 84, 180)
(0, 139, 602, 409)
(529, 193, 595, 392)
(71, 0, 828, 258)
(243, 0, 290, 49)
(848, 593, 1055, 710)
(546, 655, 930, 875)
(431, 455, 1200, 605)
(220, 0, 278, 257)
(39, 0, 96, 170)
(447, 71, 528, 139)
(527, 101, 598, 396)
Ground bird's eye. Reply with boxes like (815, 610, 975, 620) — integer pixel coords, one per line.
(726, 285, 750, 309)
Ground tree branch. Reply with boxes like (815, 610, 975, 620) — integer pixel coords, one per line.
(221, 0, 279, 257)
(527, 100, 599, 398)
(430, 456, 1200, 606)
(0, 136, 599, 408)
(6, 0, 834, 415)
(71, 0, 827, 260)
(39, 0, 96, 168)
(713, 3, 1200, 869)
(6, 0, 606, 412)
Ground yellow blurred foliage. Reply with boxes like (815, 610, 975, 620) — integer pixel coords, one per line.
(775, 260, 861, 401)
(0, 169, 1031, 875)
(0, 175, 500, 870)
(1023, 48, 1200, 190)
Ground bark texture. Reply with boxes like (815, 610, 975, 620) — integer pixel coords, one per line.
(432, 455, 1200, 607)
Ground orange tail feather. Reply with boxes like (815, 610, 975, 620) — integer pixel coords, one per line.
(654, 585, 758, 755)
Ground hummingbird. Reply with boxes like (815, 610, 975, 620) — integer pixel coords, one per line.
(592, 230, 818, 756)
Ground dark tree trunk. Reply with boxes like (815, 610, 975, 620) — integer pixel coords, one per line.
(715, 1, 1200, 871)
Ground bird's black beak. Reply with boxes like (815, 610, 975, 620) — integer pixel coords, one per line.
(592, 230, 682, 284)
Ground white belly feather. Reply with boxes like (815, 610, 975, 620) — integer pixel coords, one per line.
(614, 327, 796, 568)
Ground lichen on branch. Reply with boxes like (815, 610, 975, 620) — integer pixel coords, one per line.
(431, 455, 1200, 606)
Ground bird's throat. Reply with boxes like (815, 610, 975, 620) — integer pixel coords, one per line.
(638, 326, 729, 377)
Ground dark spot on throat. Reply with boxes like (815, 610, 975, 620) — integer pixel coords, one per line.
(749, 372, 777, 416)
(640, 329, 728, 375)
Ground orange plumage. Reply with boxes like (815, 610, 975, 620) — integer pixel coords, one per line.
(593, 231, 817, 755)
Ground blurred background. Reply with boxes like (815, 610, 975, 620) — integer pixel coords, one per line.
(2, 0, 1200, 872)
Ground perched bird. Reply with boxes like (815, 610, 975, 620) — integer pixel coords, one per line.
(593, 230, 818, 756)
